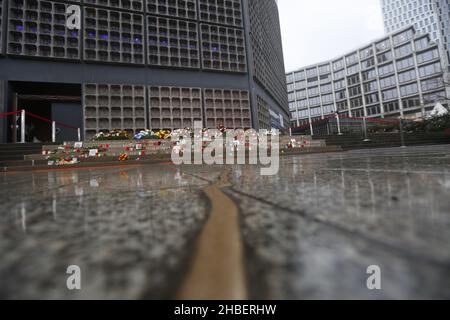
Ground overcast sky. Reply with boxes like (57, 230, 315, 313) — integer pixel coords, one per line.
(278, 0, 386, 72)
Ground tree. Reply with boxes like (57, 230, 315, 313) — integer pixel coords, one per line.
(423, 78, 450, 109)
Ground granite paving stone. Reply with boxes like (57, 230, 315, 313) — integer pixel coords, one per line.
(0, 166, 210, 299)
(0, 145, 449, 299)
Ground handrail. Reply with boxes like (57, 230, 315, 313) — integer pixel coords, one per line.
(24, 111, 79, 130)
(340, 115, 401, 125)
(0, 109, 81, 142)
(0, 110, 22, 117)
(0, 109, 79, 130)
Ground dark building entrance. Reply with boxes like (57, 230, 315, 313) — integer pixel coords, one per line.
(8, 82, 82, 143)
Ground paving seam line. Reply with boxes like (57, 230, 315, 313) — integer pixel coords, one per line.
(176, 168, 248, 300)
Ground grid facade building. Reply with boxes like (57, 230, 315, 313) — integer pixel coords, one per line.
(381, 0, 450, 70)
(287, 27, 449, 127)
(0, 0, 4, 54)
(0, 0, 288, 142)
(248, 0, 288, 112)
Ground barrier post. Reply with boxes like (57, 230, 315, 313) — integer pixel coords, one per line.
(20, 110, 26, 143)
(399, 117, 406, 148)
(309, 120, 314, 136)
(52, 121, 56, 143)
(336, 112, 342, 135)
(12, 94, 18, 143)
(363, 117, 370, 142)
(77, 128, 81, 142)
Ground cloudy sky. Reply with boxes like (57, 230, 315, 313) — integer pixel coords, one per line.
(278, 0, 386, 72)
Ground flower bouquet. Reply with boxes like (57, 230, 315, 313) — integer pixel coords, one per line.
(56, 157, 80, 166)
(154, 129, 172, 140)
(134, 129, 157, 140)
(93, 130, 131, 141)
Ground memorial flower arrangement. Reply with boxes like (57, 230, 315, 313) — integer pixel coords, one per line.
(134, 129, 159, 140)
(46, 154, 80, 166)
(133, 129, 173, 140)
(217, 124, 227, 134)
(154, 129, 172, 140)
(123, 141, 148, 153)
(92, 126, 242, 143)
(284, 139, 308, 150)
(55, 157, 80, 166)
(93, 130, 131, 141)
(44, 144, 110, 166)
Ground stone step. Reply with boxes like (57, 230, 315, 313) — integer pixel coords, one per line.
(3, 156, 339, 173)
(283, 146, 342, 155)
(0, 160, 45, 167)
(0, 143, 58, 162)
(312, 134, 450, 150)
(2, 147, 343, 171)
(0, 155, 30, 161)
(0, 148, 46, 155)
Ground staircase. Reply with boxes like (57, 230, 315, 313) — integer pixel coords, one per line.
(312, 133, 450, 150)
(0, 143, 54, 167)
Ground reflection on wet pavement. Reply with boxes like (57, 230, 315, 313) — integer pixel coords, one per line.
(0, 165, 210, 299)
(221, 145, 450, 299)
(0, 145, 449, 299)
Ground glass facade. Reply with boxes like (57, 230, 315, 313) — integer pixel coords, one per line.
(381, 0, 450, 70)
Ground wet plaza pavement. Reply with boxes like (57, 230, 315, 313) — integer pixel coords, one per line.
(1, 145, 450, 299)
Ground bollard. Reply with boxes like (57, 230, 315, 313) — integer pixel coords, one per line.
(20, 110, 25, 143)
(399, 118, 406, 148)
(363, 117, 370, 142)
(77, 128, 81, 142)
(336, 112, 342, 135)
(52, 121, 56, 143)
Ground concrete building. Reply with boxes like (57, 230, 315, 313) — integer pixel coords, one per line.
(381, 0, 450, 71)
(286, 27, 449, 127)
(0, 0, 288, 143)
